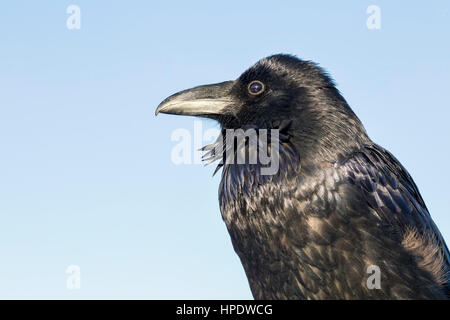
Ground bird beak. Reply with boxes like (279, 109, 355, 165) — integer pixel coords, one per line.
(155, 81, 235, 117)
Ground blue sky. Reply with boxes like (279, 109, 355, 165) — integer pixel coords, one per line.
(0, 1, 449, 299)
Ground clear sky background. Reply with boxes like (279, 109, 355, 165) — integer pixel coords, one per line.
(0, 1, 449, 299)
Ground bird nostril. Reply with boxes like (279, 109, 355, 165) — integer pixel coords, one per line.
(248, 80, 265, 95)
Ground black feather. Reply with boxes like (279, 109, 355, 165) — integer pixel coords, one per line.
(159, 54, 450, 299)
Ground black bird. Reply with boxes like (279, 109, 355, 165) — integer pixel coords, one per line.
(155, 54, 449, 299)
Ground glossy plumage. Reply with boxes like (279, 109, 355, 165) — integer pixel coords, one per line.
(156, 54, 449, 299)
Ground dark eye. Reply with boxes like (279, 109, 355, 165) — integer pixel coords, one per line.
(248, 80, 265, 95)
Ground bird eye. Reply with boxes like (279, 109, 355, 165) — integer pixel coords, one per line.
(248, 80, 265, 95)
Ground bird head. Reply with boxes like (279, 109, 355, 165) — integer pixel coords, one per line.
(156, 54, 370, 168)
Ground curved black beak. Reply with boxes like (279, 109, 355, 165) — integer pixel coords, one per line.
(155, 81, 235, 117)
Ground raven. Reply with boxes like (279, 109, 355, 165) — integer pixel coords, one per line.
(155, 54, 449, 299)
